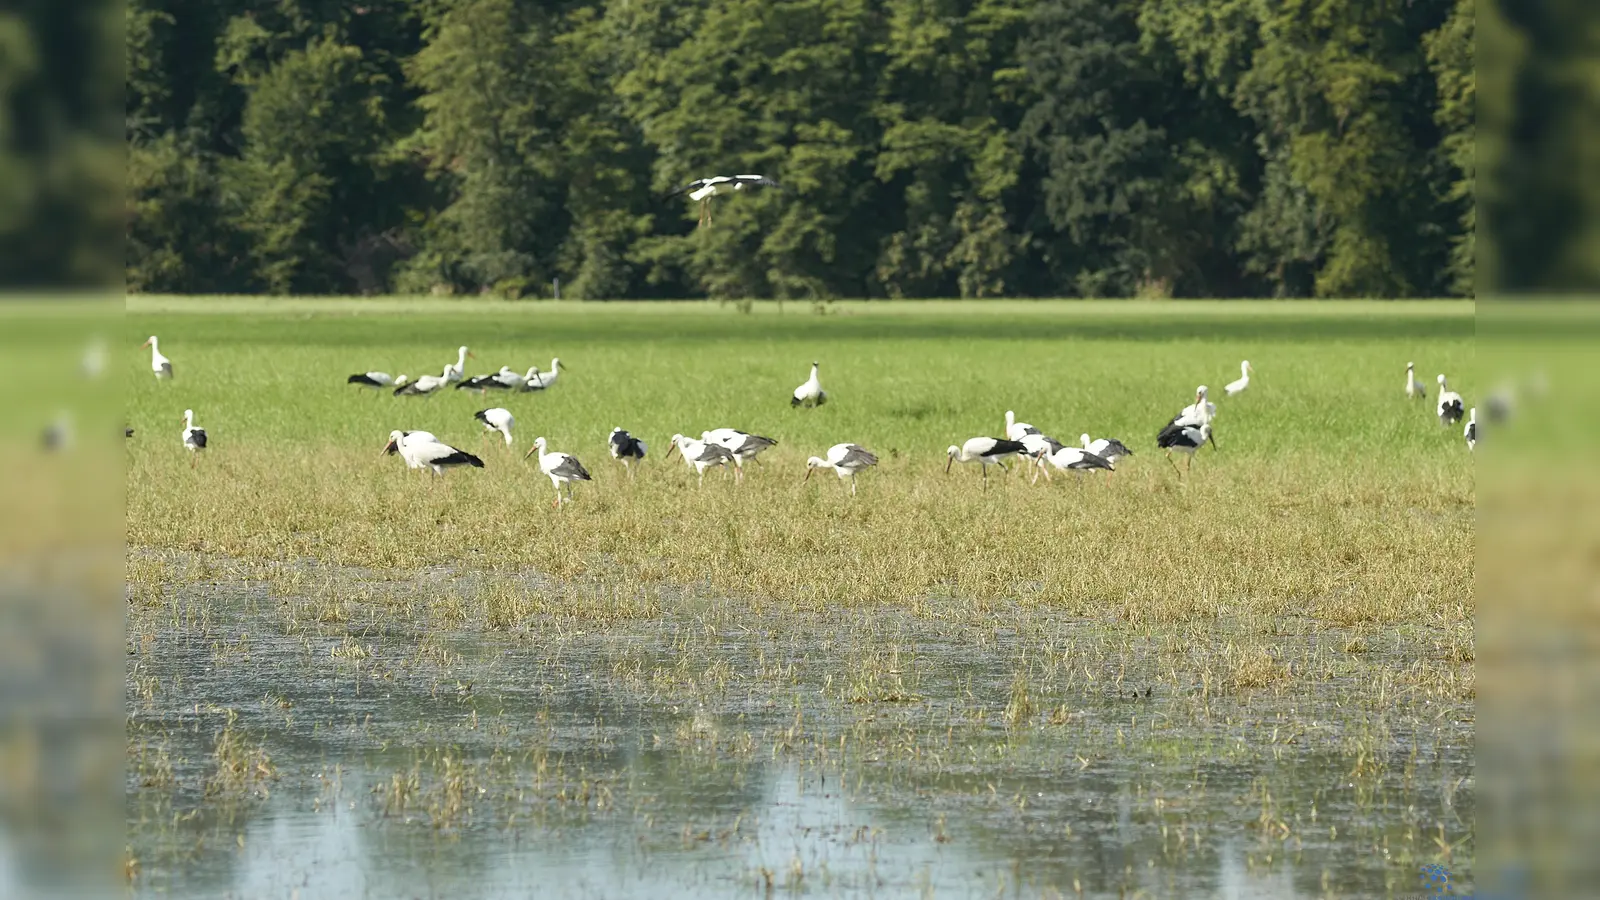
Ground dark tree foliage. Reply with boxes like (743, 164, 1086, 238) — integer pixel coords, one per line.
(106, 0, 1491, 297)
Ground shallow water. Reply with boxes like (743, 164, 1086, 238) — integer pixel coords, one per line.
(125, 564, 1474, 898)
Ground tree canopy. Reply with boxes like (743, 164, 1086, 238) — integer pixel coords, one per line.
(11, 0, 1519, 296)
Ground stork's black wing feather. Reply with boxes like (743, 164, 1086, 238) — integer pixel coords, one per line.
(436, 449, 484, 468)
(662, 178, 712, 200)
(190, 429, 207, 449)
(989, 439, 1028, 455)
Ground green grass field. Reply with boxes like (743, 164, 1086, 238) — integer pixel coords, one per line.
(125, 297, 1474, 624)
(124, 298, 1477, 895)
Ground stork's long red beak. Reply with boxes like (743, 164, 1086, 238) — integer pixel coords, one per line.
(803, 467, 813, 483)
(381, 439, 396, 455)
(141, 339, 153, 349)
(945, 456, 954, 474)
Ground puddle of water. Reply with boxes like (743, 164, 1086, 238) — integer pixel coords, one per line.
(125, 567, 1474, 898)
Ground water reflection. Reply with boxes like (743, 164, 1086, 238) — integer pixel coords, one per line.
(127, 578, 1472, 897)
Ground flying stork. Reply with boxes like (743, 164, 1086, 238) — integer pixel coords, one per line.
(667, 175, 781, 227)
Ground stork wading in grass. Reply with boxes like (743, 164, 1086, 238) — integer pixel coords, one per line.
(525, 437, 591, 507)
(703, 428, 777, 481)
(1017, 432, 1064, 480)
(1157, 421, 1210, 477)
(348, 371, 397, 389)
(520, 358, 565, 392)
(382, 430, 438, 471)
(946, 436, 1029, 488)
(382, 430, 483, 475)
(608, 427, 647, 478)
(1224, 361, 1254, 397)
(805, 443, 878, 496)
(1003, 410, 1041, 442)
(1436, 374, 1465, 426)
(666, 434, 735, 486)
(458, 366, 524, 393)
(473, 408, 515, 446)
(394, 370, 450, 396)
(1036, 446, 1114, 483)
(1163, 387, 1219, 450)
(1406, 362, 1428, 400)
(180, 409, 207, 466)
(1465, 408, 1477, 452)
(667, 175, 781, 227)
(1080, 434, 1134, 464)
(792, 362, 827, 407)
(142, 336, 173, 379)
(442, 346, 474, 383)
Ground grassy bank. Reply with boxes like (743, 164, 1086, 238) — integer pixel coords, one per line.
(124, 298, 1474, 625)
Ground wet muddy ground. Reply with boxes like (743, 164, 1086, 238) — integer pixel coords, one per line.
(126, 553, 1473, 898)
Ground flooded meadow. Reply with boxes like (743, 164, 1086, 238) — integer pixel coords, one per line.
(126, 552, 1473, 898)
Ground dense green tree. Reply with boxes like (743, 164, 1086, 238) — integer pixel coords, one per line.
(101, 0, 1498, 297)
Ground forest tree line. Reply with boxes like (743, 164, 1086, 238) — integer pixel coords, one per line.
(24, 0, 1595, 297)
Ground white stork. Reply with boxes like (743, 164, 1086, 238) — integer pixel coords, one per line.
(348, 371, 395, 389)
(1036, 446, 1114, 483)
(1156, 421, 1210, 476)
(805, 443, 877, 495)
(180, 409, 207, 466)
(1079, 434, 1134, 463)
(520, 358, 564, 392)
(1224, 361, 1254, 397)
(394, 371, 450, 396)
(1017, 432, 1064, 480)
(1164, 387, 1219, 450)
(381, 430, 437, 470)
(946, 436, 1029, 487)
(1406, 362, 1428, 400)
(141, 336, 173, 379)
(609, 427, 647, 478)
(703, 428, 777, 481)
(457, 366, 523, 393)
(473, 408, 515, 446)
(1436, 375, 1465, 426)
(1465, 408, 1476, 452)
(792, 361, 826, 407)
(1169, 386, 1217, 427)
(1003, 410, 1041, 442)
(667, 175, 781, 227)
(666, 434, 735, 485)
(442, 346, 474, 383)
(383, 430, 483, 475)
(524, 437, 591, 507)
